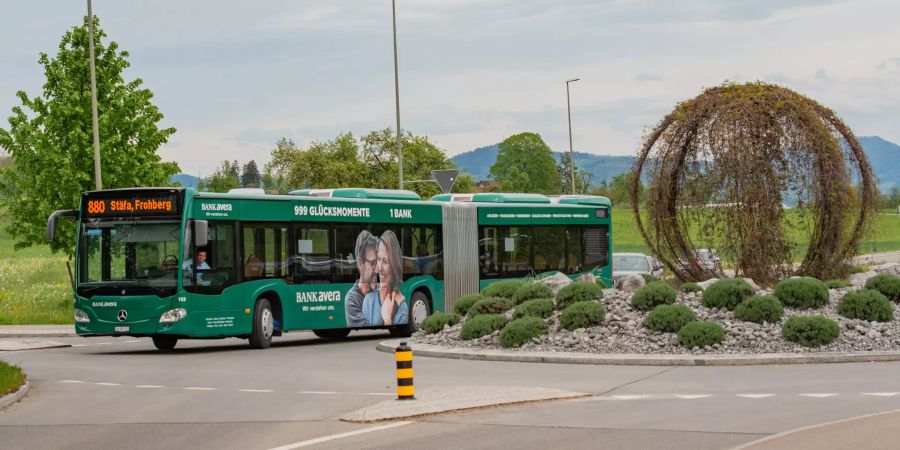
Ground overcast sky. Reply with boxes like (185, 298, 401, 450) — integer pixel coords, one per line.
(2, 0, 899, 176)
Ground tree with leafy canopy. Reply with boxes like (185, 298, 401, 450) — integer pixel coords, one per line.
(360, 128, 474, 198)
(240, 160, 261, 188)
(199, 160, 240, 193)
(489, 133, 560, 194)
(266, 130, 474, 197)
(557, 152, 593, 194)
(0, 16, 178, 255)
(266, 134, 369, 193)
(607, 171, 643, 207)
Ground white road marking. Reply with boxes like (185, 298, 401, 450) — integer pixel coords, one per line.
(800, 393, 838, 398)
(71, 344, 89, 347)
(737, 394, 775, 399)
(124, 340, 142, 343)
(611, 394, 650, 400)
(862, 392, 899, 397)
(359, 392, 395, 396)
(239, 389, 274, 393)
(94, 382, 121, 386)
(135, 385, 164, 389)
(268, 421, 413, 450)
(675, 394, 712, 399)
(297, 390, 339, 395)
(183, 387, 216, 391)
(58, 380, 84, 383)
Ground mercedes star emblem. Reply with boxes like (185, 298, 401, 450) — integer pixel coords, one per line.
(117, 310, 128, 321)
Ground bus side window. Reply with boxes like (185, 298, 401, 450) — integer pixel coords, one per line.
(293, 223, 332, 284)
(479, 226, 500, 279)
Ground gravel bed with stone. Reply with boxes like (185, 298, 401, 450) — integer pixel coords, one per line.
(412, 263, 900, 355)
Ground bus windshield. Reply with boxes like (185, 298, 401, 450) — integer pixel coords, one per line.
(78, 219, 181, 294)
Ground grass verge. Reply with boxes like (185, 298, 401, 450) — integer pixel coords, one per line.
(0, 361, 26, 397)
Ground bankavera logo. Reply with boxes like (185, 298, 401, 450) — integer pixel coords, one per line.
(201, 203, 232, 211)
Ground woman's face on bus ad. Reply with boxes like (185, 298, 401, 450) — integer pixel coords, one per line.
(376, 240, 393, 289)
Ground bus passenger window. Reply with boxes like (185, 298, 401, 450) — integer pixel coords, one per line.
(293, 224, 332, 284)
(479, 227, 500, 279)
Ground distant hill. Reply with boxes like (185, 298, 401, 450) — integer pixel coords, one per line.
(452, 136, 900, 191)
(170, 173, 200, 187)
(858, 136, 900, 191)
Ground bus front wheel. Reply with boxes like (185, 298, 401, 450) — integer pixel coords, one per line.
(249, 298, 274, 349)
(152, 335, 178, 351)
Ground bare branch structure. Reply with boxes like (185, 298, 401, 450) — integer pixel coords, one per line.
(630, 82, 875, 286)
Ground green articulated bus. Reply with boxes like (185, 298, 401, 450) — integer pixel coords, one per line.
(47, 187, 611, 350)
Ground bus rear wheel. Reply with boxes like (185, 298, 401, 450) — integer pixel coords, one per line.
(313, 328, 351, 339)
(249, 298, 274, 349)
(152, 335, 178, 351)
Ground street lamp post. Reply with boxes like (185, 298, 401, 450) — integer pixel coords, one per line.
(392, 0, 403, 190)
(565, 78, 579, 195)
(87, 0, 102, 189)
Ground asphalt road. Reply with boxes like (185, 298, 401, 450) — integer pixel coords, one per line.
(2, 331, 900, 449)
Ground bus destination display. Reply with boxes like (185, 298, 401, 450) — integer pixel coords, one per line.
(83, 193, 179, 217)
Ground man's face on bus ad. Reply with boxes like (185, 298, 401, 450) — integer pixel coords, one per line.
(358, 247, 377, 291)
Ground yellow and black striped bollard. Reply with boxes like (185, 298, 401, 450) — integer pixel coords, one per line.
(396, 341, 414, 400)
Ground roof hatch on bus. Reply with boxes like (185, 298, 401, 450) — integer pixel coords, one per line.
(290, 188, 421, 201)
(552, 195, 612, 208)
(430, 193, 551, 204)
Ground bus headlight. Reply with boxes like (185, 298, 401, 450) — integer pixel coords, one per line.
(159, 308, 187, 323)
(74, 309, 90, 323)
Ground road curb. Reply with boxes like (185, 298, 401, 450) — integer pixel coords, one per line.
(377, 340, 900, 366)
(341, 385, 588, 423)
(0, 381, 29, 411)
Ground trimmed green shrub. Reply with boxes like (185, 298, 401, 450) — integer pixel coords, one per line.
(643, 304, 697, 333)
(499, 317, 547, 348)
(774, 277, 829, 309)
(734, 295, 784, 324)
(421, 312, 461, 334)
(460, 314, 508, 340)
(468, 297, 514, 317)
(825, 279, 849, 289)
(482, 279, 526, 299)
(677, 321, 725, 348)
(864, 273, 900, 302)
(681, 282, 702, 293)
(838, 290, 893, 322)
(453, 294, 483, 316)
(641, 273, 661, 283)
(596, 278, 608, 289)
(560, 301, 605, 331)
(702, 278, 755, 310)
(782, 315, 840, 347)
(556, 281, 604, 310)
(512, 282, 554, 305)
(513, 298, 554, 319)
(630, 281, 677, 311)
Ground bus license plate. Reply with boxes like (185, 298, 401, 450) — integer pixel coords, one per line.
(115, 326, 129, 332)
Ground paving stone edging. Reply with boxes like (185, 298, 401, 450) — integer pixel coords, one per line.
(0, 381, 29, 410)
(377, 340, 900, 366)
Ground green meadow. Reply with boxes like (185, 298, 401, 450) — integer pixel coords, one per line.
(612, 208, 900, 257)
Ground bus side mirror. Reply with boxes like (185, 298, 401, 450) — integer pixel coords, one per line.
(47, 209, 77, 242)
(194, 220, 209, 247)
